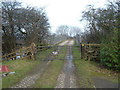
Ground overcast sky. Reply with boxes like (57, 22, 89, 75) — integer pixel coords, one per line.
(20, 0, 112, 33)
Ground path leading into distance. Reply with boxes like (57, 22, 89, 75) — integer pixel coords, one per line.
(11, 40, 77, 88)
(55, 40, 78, 88)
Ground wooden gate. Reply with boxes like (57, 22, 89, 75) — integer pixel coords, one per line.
(80, 44, 101, 61)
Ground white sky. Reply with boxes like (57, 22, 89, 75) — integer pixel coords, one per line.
(20, 0, 111, 33)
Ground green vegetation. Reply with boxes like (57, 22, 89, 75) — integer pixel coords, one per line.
(73, 46, 94, 88)
(73, 46, 119, 88)
(0, 63, 2, 89)
(33, 46, 67, 88)
(2, 59, 40, 88)
(89, 62, 118, 83)
(34, 60, 64, 88)
(81, 1, 119, 71)
(100, 41, 119, 71)
(2, 46, 56, 88)
(100, 28, 119, 71)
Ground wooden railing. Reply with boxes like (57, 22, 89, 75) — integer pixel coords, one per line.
(0, 46, 33, 62)
(0, 45, 55, 62)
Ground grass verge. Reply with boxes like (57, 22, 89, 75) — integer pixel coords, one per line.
(2, 46, 56, 88)
(72, 46, 119, 88)
(2, 59, 40, 88)
(73, 46, 94, 88)
(33, 46, 67, 88)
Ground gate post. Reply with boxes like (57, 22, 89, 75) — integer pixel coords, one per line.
(80, 43, 84, 59)
(80, 43, 82, 59)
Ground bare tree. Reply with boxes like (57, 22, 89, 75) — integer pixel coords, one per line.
(56, 25, 69, 36)
(2, 0, 50, 54)
(56, 25, 81, 38)
(2, 0, 21, 53)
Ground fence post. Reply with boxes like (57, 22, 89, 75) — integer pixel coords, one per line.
(30, 42, 36, 60)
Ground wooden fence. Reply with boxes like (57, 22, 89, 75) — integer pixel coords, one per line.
(0, 44, 54, 62)
(80, 44, 101, 61)
(0, 43, 101, 62)
(0, 46, 33, 62)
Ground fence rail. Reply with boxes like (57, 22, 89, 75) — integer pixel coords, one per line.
(81, 44, 101, 46)
(0, 45, 59, 62)
(0, 47, 30, 58)
(1, 42, 41, 62)
(80, 43, 101, 61)
(0, 43, 102, 62)
(0, 46, 32, 62)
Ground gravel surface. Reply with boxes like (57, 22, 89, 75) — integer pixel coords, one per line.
(55, 40, 78, 88)
(59, 40, 69, 46)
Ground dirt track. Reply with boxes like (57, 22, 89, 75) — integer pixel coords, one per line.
(59, 40, 74, 46)
(11, 52, 55, 88)
(11, 40, 75, 88)
(55, 40, 78, 88)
